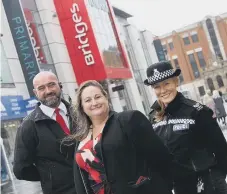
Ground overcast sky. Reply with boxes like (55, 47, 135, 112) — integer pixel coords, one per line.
(110, 0, 227, 36)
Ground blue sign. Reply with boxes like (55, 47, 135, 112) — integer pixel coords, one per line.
(23, 97, 38, 111)
(0, 96, 38, 121)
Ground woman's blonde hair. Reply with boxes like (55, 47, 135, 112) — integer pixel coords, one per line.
(154, 100, 166, 122)
(69, 80, 108, 141)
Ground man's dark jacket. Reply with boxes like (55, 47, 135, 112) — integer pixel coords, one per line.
(13, 100, 77, 194)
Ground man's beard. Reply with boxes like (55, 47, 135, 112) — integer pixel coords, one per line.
(40, 92, 61, 108)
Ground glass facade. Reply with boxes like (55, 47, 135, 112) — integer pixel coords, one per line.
(87, 0, 124, 68)
(188, 53, 200, 78)
(153, 39, 166, 61)
(20, 0, 57, 73)
(173, 58, 184, 83)
(206, 19, 223, 60)
(196, 51, 206, 69)
(140, 33, 153, 66)
(123, 27, 151, 115)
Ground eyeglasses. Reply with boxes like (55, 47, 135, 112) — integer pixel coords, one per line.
(35, 82, 57, 92)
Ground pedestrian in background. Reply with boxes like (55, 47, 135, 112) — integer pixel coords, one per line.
(70, 80, 173, 194)
(213, 90, 226, 126)
(219, 91, 227, 121)
(144, 61, 227, 194)
(13, 72, 77, 194)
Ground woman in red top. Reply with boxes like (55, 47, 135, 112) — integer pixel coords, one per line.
(70, 80, 173, 194)
(76, 132, 106, 194)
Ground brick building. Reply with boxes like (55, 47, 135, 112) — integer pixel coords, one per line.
(154, 13, 227, 100)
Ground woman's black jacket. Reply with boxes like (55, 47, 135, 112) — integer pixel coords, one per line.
(73, 110, 173, 194)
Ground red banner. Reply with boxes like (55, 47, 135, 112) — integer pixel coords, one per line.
(54, 0, 132, 84)
(24, 9, 47, 64)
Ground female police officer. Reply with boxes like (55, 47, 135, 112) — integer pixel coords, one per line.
(144, 61, 227, 194)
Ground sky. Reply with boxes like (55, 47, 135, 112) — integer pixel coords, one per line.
(110, 0, 227, 36)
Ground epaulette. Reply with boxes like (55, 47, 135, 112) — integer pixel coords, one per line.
(181, 98, 203, 111)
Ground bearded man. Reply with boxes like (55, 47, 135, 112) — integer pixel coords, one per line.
(13, 72, 77, 194)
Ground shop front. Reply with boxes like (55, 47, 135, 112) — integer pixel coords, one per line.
(1, 96, 37, 185)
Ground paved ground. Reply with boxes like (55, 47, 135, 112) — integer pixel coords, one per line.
(1, 178, 42, 194)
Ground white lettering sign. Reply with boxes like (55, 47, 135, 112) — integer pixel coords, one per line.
(70, 3, 95, 66)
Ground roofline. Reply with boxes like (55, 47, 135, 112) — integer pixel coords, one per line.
(112, 6, 133, 19)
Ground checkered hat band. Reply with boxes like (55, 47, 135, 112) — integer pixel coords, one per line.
(148, 69, 175, 84)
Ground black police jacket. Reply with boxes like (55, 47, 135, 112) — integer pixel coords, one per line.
(150, 92, 227, 180)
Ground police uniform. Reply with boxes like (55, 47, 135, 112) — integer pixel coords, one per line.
(144, 61, 227, 194)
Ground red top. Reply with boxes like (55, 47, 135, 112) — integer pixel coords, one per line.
(75, 133, 106, 194)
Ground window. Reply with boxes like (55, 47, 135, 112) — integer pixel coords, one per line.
(173, 58, 184, 83)
(216, 75, 224, 88)
(206, 19, 213, 29)
(153, 39, 166, 61)
(207, 78, 215, 91)
(168, 42, 174, 50)
(188, 54, 200, 78)
(183, 37, 190, 45)
(87, 1, 124, 68)
(198, 86, 205, 96)
(196, 51, 206, 69)
(206, 18, 223, 60)
(191, 34, 199, 43)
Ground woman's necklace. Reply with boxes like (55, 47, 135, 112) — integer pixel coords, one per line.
(91, 115, 109, 141)
(91, 126, 103, 141)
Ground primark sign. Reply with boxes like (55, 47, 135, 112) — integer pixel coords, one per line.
(2, 0, 40, 97)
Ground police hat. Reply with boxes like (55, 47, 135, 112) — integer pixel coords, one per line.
(144, 61, 181, 86)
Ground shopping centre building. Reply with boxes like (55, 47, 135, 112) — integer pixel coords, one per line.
(1, 0, 160, 162)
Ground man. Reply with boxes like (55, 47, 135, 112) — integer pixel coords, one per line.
(13, 72, 77, 194)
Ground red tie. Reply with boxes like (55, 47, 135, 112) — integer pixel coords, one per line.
(55, 108, 70, 135)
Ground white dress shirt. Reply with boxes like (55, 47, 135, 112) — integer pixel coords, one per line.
(39, 102, 69, 128)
